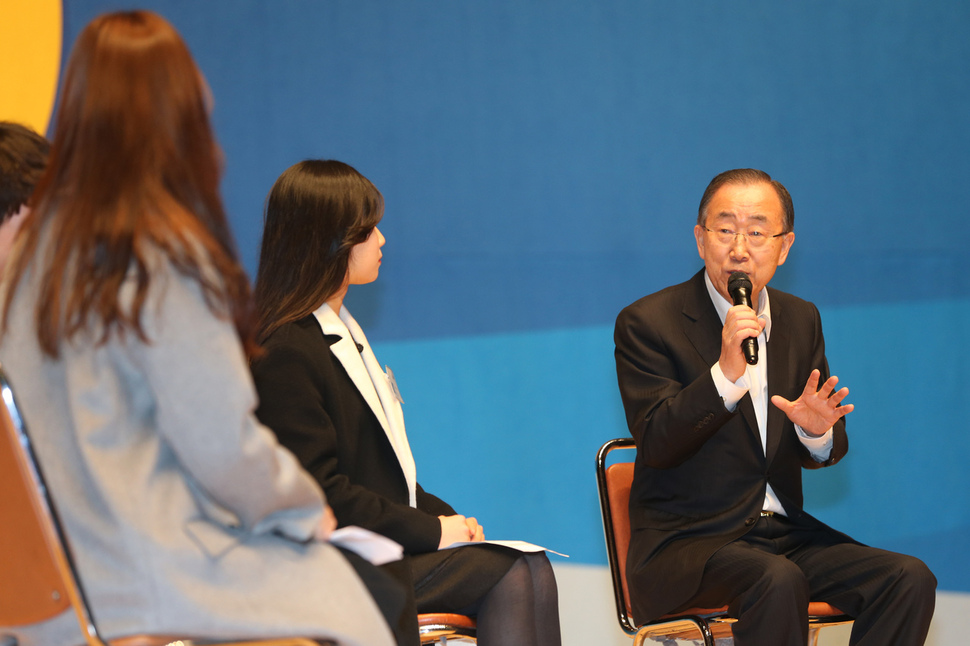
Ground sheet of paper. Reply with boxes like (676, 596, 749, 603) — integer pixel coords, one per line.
(443, 539, 569, 558)
(330, 526, 404, 565)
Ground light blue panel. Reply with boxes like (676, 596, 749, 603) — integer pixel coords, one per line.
(371, 296, 969, 591)
(372, 323, 626, 565)
(805, 298, 970, 538)
(804, 297, 970, 591)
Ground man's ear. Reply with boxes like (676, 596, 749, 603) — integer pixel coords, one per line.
(777, 231, 795, 266)
(693, 224, 706, 261)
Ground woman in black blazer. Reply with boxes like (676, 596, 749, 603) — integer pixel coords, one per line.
(251, 160, 561, 646)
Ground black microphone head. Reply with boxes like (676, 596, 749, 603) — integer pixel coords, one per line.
(728, 271, 752, 296)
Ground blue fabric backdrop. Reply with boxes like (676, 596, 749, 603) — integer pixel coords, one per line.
(60, 1, 969, 591)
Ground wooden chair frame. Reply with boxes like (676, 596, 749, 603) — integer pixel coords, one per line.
(0, 363, 321, 646)
(596, 437, 852, 646)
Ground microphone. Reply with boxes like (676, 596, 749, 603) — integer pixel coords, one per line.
(727, 271, 759, 365)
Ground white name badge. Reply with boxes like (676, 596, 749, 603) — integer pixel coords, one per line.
(385, 365, 404, 404)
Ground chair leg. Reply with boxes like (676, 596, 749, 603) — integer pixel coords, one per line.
(633, 617, 716, 646)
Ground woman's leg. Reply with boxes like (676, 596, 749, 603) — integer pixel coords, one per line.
(411, 545, 562, 646)
(474, 553, 561, 646)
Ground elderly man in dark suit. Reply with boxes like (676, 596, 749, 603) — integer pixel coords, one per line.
(614, 168, 936, 646)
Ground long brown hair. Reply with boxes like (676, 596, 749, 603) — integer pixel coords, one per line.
(254, 160, 383, 343)
(2, 10, 257, 357)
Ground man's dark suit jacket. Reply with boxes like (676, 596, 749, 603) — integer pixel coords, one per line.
(614, 269, 850, 624)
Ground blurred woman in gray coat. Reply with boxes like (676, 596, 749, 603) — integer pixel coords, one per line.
(0, 11, 396, 646)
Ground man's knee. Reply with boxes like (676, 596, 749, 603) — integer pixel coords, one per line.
(729, 558, 810, 645)
(895, 555, 937, 606)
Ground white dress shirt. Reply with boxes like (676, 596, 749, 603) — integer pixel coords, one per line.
(704, 272, 833, 515)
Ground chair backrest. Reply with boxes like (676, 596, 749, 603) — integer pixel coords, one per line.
(597, 436, 851, 641)
(595, 437, 638, 634)
(0, 364, 100, 644)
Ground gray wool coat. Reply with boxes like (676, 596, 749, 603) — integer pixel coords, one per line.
(0, 249, 394, 646)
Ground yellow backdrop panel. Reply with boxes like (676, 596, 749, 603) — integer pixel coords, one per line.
(0, 0, 62, 135)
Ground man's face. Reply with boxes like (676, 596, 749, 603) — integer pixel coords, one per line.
(693, 181, 795, 308)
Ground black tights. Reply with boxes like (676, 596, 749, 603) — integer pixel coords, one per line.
(461, 552, 562, 646)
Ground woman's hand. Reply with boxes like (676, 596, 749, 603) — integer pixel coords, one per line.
(465, 516, 485, 542)
(438, 514, 485, 549)
(314, 505, 338, 541)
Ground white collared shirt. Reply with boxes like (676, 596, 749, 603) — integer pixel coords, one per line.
(704, 272, 833, 515)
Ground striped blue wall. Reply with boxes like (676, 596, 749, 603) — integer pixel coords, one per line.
(60, 1, 970, 592)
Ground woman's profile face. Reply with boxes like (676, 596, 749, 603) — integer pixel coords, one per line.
(347, 226, 385, 286)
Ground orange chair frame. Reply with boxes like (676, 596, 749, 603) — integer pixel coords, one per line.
(416, 613, 476, 644)
(596, 437, 852, 646)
